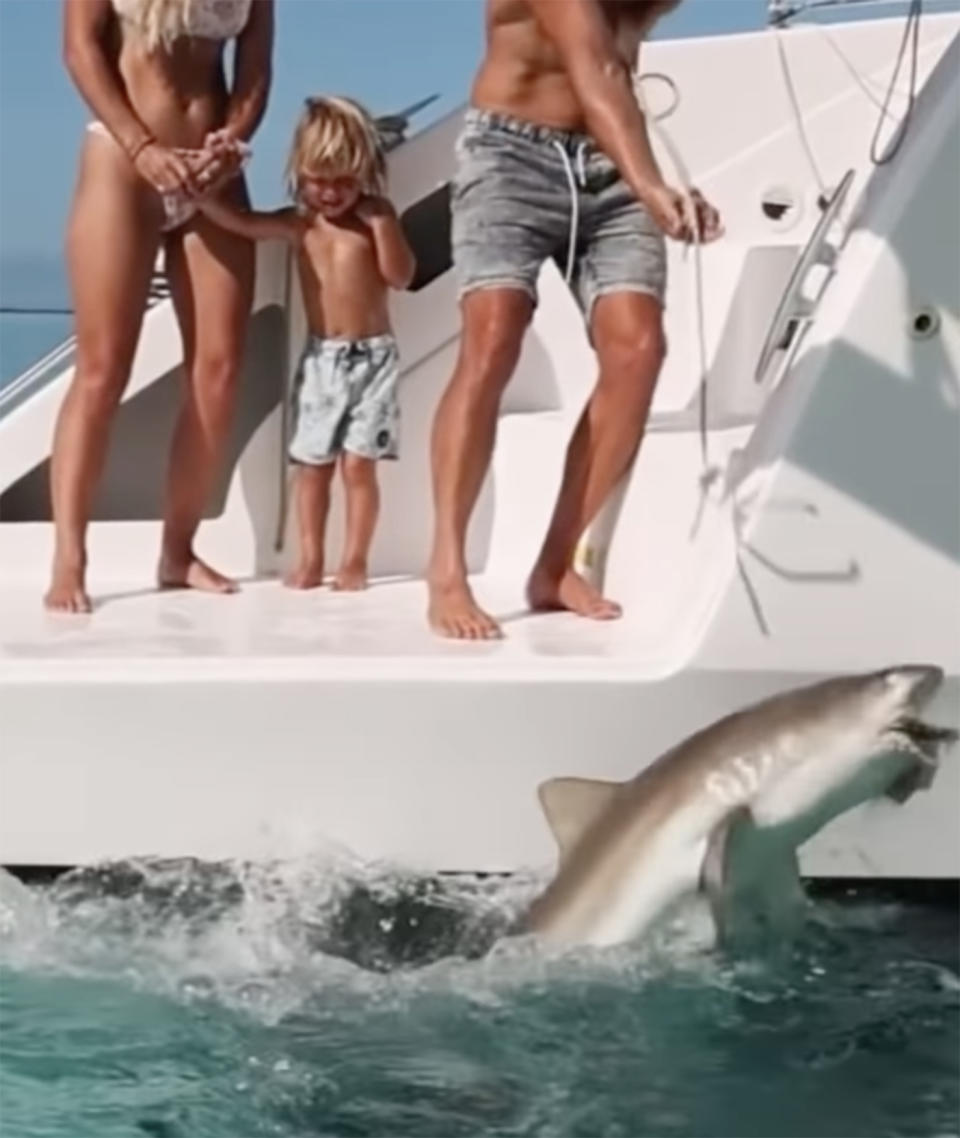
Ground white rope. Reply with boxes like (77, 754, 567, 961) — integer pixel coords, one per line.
(772, 0, 923, 192)
(634, 72, 717, 485)
(812, 22, 914, 114)
(774, 28, 831, 197)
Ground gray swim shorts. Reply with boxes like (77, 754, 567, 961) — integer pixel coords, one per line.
(288, 334, 400, 466)
(451, 108, 667, 315)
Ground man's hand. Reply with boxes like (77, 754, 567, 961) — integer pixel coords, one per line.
(642, 183, 723, 243)
(690, 188, 723, 242)
(641, 183, 688, 240)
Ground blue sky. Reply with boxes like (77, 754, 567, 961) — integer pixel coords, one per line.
(0, 0, 772, 277)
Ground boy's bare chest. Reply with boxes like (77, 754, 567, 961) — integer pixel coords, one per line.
(304, 225, 377, 279)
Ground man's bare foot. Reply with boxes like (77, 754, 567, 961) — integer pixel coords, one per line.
(158, 553, 238, 595)
(332, 562, 368, 591)
(284, 560, 325, 590)
(428, 577, 502, 640)
(44, 561, 92, 614)
(527, 565, 622, 620)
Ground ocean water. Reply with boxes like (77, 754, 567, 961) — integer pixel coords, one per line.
(0, 256, 73, 388)
(0, 313, 73, 388)
(1, 856, 957, 1138)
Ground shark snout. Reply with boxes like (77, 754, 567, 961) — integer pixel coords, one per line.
(883, 664, 944, 711)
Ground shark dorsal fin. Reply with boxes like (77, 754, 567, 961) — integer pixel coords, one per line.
(538, 777, 620, 860)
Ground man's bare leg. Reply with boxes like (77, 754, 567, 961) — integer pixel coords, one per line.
(160, 205, 253, 594)
(333, 453, 379, 591)
(528, 291, 665, 618)
(45, 133, 161, 613)
(427, 289, 531, 639)
(285, 462, 334, 589)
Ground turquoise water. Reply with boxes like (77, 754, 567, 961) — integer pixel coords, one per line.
(1, 859, 957, 1138)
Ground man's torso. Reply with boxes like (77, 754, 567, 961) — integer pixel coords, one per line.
(472, 0, 672, 131)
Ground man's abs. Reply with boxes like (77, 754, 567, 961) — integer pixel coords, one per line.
(471, 0, 651, 132)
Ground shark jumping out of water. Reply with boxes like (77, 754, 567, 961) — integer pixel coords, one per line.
(523, 666, 957, 949)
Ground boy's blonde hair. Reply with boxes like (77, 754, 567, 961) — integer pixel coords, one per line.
(286, 96, 386, 201)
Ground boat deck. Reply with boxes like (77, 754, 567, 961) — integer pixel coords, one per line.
(0, 576, 673, 683)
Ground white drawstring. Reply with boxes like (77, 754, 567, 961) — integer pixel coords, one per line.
(553, 139, 589, 284)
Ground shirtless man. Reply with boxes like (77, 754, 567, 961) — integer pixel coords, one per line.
(426, 0, 722, 639)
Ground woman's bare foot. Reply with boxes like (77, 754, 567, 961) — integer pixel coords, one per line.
(158, 552, 237, 594)
(44, 559, 92, 614)
(428, 577, 502, 640)
(527, 565, 622, 620)
(332, 562, 368, 591)
(284, 560, 325, 590)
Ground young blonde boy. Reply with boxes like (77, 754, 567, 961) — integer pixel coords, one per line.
(200, 96, 415, 589)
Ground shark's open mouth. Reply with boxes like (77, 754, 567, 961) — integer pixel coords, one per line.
(887, 716, 959, 763)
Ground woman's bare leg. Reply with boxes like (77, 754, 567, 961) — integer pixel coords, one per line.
(284, 462, 334, 589)
(333, 453, 379, 591)
(45, 133, 162, 613)
(161, 195, 254, 592)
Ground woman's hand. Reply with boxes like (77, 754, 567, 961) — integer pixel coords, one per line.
(203, 128, 249, 155)
(131, 141, 196, 197)
(188, 147, 244, 196)
(191, 131, 251, 196)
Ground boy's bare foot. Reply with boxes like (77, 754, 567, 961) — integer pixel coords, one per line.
(527, 565, 622, 620)
(44, 560, 92, 614)
(332, 562, 368, 591)
(284, 561, 325, 590)
(428, 577, 502, 640)
(158, 552, 238, 594)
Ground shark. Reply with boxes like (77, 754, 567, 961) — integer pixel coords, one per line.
(522, 666, 957, 948)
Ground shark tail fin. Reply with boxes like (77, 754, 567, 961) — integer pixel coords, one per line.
(538, 777, 620, 863)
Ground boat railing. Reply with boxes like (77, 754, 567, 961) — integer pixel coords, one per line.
(768, 0, 935, 25)
(0, 270, 172, 423)
(0, 334, 78, 421)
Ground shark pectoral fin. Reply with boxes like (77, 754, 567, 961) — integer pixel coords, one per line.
(701, 809, 804, 947)
(537, 777, 620, 862)
(885, 758, 937, 804)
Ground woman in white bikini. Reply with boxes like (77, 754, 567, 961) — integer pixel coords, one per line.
(46, 0, 274, 612)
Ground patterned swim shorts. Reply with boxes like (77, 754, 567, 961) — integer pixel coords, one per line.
(288, 334, 400, 466)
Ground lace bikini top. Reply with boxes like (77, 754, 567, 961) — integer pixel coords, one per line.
(112, 0, 252, 43)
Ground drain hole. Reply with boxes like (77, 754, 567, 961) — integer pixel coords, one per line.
(910, 308, 940, 340)
(761, 185, 799, 227)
